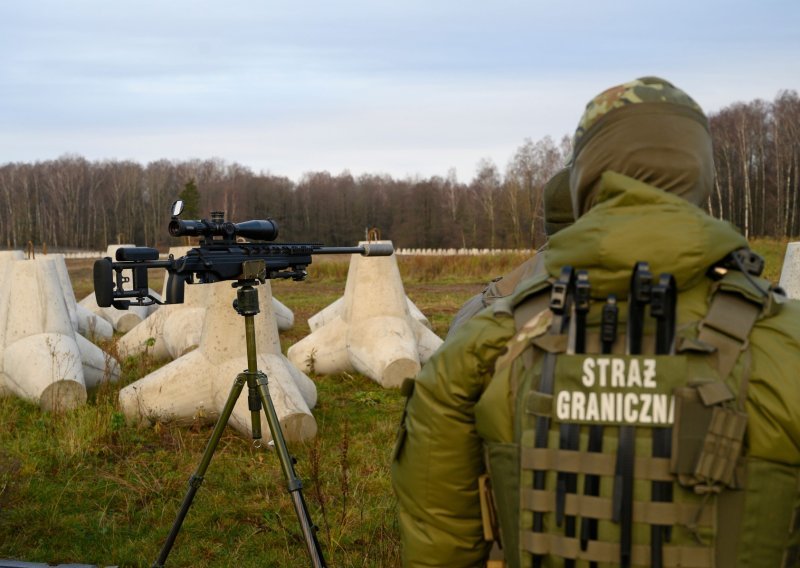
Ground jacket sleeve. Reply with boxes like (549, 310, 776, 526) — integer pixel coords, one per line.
(391, 309, 515, 567)
(747, 299, 800, 465)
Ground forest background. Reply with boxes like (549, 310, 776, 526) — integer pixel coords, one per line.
(1, 91, 798, 251)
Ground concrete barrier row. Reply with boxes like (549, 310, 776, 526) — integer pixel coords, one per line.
(394, 248, 533, 256)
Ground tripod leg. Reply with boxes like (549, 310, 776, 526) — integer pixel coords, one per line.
(152, 373, 248, 568)
(255, 371, 328, 568)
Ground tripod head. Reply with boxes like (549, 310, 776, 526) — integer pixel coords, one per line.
(94, 200, 393, 310)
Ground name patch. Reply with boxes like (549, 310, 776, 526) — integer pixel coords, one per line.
(553, 355, 686, 427)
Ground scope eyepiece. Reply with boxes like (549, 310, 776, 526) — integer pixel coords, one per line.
(169, 218, 205, 237)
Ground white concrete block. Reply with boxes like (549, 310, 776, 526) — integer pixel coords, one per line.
(272, 296, 295, 330)
(308, 296, 432, 332)
(4, 332, 86, 412)
(78, 292, 146, 333)
(0, 254, 120, 410)
(76, 333, 121, 389)
(307, 297, 344, 332)
(288, 241, 443, 388)
(118, 280, 318, 443)
(779, 242, 800, 299)
(76, 304, 114, 341)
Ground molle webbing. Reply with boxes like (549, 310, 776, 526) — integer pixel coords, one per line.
(581, 295, 617, 559)
(504, 266, 768, 567)
(521, 447, 672, 481)
(615, 262, 653, 568)
(521, 488, 714, 526)
(520, 533, 713, 567)
(556, 271, 590, 562)
(651, 274, 677, 568)
(532, 267, 576, 568)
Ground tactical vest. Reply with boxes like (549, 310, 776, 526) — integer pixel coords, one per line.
(479, 257, 800, 568)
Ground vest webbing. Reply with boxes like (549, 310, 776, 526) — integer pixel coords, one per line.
(696, 289, 761, 381)
(505, 275, 765, 568)
(520, 488, 714, 526)
(521, 447, 672, 481)
(530, 268, 575, 568)
(520, 532, 713, 567)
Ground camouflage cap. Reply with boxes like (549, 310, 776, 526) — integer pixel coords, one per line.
(572, 76, 708, 154)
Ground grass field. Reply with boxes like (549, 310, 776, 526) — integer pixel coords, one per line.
(0, 241, 791, 567)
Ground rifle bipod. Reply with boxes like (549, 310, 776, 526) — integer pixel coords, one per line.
(152, 268, 327, 568)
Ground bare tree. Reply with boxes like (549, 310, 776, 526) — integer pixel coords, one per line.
(505, 137, 564, 248)
(471, 159, 501, 249)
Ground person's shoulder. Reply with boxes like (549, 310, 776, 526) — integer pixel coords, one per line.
(490, 254, 544, 298)
(439, 301, 518, 367)
(759, 293, 800, 337)
(502, 262, 553, 313)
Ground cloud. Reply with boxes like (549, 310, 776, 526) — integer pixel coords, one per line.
(1, 0, 798, 181)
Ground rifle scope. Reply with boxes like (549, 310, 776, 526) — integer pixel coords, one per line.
(168, 212, 279, 242)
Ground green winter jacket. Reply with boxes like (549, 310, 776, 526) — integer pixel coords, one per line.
(391, 172, 800, 567)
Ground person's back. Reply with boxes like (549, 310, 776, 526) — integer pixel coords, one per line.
(392, 77, 800, 567)
(480, 174, 800, 567)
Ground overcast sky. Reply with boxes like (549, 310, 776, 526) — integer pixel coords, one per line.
(0, 1, 797, 183)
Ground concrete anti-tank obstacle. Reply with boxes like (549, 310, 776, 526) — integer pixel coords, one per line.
(0, 254, 121, 411)
(116, 246, 295, 361)
(118, 280, 318, 443)
(116, 276, 209, 361)
(287, 240, 443, 388)
(38, 254, 119, 388)
(50, 252, 113, 341)
(272, 297, 295, 330)
(779, 242, 800, 299)
(307, 295, 432, 333)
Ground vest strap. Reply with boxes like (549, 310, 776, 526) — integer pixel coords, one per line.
(521, 487, 714, 527)
(520, 532, 713, 567)
(521, 446, 673, 481)
(697, 290, 761, 380)
(510, 278, 556, 374)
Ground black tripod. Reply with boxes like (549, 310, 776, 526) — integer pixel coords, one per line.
(152, 263, 327, 567)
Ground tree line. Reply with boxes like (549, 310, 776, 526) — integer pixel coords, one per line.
(0, 90, 797, 251)
(708, 90, 800, 239)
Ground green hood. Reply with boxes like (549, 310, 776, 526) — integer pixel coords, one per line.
(546, 171, 747, 297)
